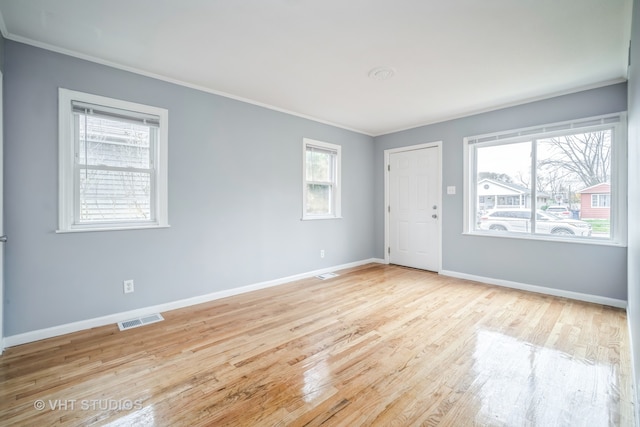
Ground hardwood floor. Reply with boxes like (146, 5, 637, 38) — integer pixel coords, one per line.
(0, 264, 635, 426)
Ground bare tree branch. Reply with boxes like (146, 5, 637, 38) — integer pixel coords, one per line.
(538, 130, 610, 189)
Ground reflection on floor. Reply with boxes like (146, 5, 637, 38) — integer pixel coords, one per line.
(473, 330, 623, 425)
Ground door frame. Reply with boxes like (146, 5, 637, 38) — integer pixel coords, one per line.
(384, 141, 443, 271)
(0, 70, 4, 354)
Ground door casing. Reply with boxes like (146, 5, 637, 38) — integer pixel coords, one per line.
(384, 141, 442, 271)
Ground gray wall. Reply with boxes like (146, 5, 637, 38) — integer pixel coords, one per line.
(3, 41, 376, 336)
(374, 83, 628, 300)
(627, 0, 640, 412)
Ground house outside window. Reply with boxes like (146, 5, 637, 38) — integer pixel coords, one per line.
(477, 179, 549, 212)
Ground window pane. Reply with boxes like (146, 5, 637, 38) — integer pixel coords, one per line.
(306, 148, 333, 182)
(79, 169, 151, 222)
(78, 114, 151, 169)
(306, 183, 332, 215)
(591, 194, 610, 208)
(475, 141, 532, 233)
(538, 130, 611, 238)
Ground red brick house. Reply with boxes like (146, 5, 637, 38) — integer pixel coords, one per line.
(577, 183, 610, 219)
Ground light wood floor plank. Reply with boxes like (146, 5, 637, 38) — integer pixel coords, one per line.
(0, 264, 635, 426)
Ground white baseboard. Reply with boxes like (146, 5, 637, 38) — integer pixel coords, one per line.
(439, 270, 627, 309)
(4, 258, 385, 348)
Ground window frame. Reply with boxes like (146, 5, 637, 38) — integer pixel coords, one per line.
(463, 113, 627, 246)
(302, 138, 342, 220)
(591, 194, 611, 208)
(58, 88, 169, 233)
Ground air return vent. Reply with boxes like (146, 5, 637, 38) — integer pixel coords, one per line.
(117, 313, 164, 331)
(316, 272, 339, 280)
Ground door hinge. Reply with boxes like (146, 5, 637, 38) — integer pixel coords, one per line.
(388, 247, 391, 255)
(388, 205, 391, 213)
(387, 164, 390, 172)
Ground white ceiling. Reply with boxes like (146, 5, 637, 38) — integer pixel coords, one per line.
(0, 0, 632, 136)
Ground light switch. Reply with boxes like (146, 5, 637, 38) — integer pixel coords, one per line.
(447, 186, 456, 195)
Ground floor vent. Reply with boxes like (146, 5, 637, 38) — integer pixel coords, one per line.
(117, 313, 164, 331)
(316, 272, 339, 280)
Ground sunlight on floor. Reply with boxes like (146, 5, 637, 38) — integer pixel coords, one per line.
(473, 329, 620, 425)
(302, 359, 331, 403)
(102, 404, 156, 427)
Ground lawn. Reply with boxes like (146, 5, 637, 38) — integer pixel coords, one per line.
(583, 219, 610, 233)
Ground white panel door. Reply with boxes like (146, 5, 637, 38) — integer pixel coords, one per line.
(389, 146, 440, 271)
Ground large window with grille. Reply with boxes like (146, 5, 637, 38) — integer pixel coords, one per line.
(58, 89, 168, 232)
(464, 113, 626, 245)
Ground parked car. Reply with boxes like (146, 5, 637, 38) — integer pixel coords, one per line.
(545, 205, 571, 218)
(478, 208, 592, 236)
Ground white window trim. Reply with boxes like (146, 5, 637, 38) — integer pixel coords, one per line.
(463, 113, 627, 247)
(591, 194, 611, 208)
(302, 138, 342, 220)
(58, 88, 169, 233)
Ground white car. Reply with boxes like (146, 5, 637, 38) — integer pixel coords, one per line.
(478, 208, 592, 236)
(545, 205, 572, 218)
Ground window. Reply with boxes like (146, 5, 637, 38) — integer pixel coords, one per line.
(591, 194, 610, 208)
(498, 196, 520, 206)
(302, 138, 341, 219)
(58, 89, 169, 232)
(464, 113, 626, 244)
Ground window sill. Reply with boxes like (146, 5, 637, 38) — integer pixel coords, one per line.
(301, 216, 343, 221)
(462, 231, 626, 247)
(56, 224, 171, 234)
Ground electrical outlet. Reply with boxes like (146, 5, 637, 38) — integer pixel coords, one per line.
(320, 249, 325, 258)
(123, 279, 134, 294)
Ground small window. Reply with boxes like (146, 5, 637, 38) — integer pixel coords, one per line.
(302, 138, 341, 220)
(58, 89, 169, 232)
(591, 194, 610, 208)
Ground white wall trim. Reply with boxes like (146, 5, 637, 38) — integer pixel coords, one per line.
(4, 258, 385, 348)
(440, 269, 627, 309)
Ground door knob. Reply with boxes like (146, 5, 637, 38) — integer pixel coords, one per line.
(432, 214, 438, 219)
